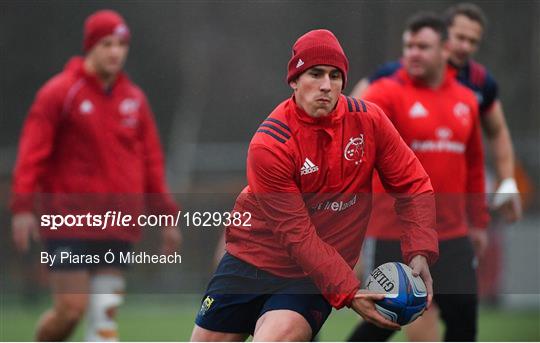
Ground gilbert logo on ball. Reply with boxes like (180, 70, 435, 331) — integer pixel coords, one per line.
(365, 262, 427, 325)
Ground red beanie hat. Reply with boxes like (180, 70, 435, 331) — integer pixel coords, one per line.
(83, 10, 130, 52)
(287, 29, 349, 88)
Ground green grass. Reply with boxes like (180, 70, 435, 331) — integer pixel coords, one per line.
(1, 295, 538, 341)
(320, 307, 540, 342)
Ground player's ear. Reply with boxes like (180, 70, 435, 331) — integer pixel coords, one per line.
(289, 80, 298, 91)
(442, 40, 451, 61)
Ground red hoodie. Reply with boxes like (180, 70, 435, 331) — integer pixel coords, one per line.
(11, 57, 177, 242)
(226, 95, 438, 309)
(363, 67, 489, 241)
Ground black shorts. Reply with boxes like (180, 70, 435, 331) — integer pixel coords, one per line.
(44, 239, 133, 271)
(365, 236, 477, 295)
(194, 253, 332, 338)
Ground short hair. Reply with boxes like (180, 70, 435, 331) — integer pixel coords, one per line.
(444, 3, 487, 30)
(405, 12, 448, 41)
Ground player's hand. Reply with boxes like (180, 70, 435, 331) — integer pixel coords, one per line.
(498, 196, 523, 223)
(409, 255, 433, 309)
(160, 226, 182, 255)
(469, 228, 488, 258)
(12, 212, 40, 253)
(351, 290, 401, 331)
(492, 178, 522, 223)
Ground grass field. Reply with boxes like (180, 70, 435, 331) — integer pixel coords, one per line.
(1, 295, 538, 341)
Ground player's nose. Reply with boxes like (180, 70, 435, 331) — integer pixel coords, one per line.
(320, 74, 331, 91)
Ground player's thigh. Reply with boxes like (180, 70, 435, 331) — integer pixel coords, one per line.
(436, 293, 477, 319)
(256, 292, 332, 341)
(432, 237, 478, 334)
(431, 237, 477, 295)
(195, 253, 272, 335)
(253, 309, 312, 342)
(49, 270, 91, 319)
(190, 324, 248, 342)
(405, 303, 440, 341)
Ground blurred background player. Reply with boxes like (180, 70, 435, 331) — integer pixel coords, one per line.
(350, 3, 521, 222)
(347, 13, 489, 341)
(10, 10, 181, 341)
(349, 4, 525, 341)
(191, 29, 438, 342)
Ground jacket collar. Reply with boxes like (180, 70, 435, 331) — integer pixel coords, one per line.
(397, 64, 457, 89)
(64, 56, 127, 94)
(289, 94, 346, 128)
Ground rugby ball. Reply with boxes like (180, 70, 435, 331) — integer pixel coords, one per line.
(365, 262, 427, 325)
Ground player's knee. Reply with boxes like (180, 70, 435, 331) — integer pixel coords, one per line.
(405, 310, 441, 341)
(273, 320, 308, 341)
(254, 310, 312, 341)
(55, 295, 88, 323)
(190, 325, 246, 342)
(190, 325, 209, 341)
(85, 275, 125, 341)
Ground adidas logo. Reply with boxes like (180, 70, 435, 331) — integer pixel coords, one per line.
(300, 158, 319, 176)
(296, 59, 305, 68)
(409, 101, 428, 118)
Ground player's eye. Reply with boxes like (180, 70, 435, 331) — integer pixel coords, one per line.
(330, 71, 342, 80)
(457, 34, 467, 41)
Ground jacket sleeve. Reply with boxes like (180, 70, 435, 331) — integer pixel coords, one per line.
(139, 97, 179, 216)
(465, 110, 489, 229)
(247, 144, 360, 309)
(371, 104, 439, 265)
(10, 85, 63, 213)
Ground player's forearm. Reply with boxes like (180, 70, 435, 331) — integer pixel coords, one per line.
(12, 106, 61, 200)
(11, 150, 48, 212)
(258, 194, 360, 307)
(482, 101, 516, 180)
(488, 124, 515, 180)
(292, 242, 360, 309)
(396, 191, 439, 265)
(266, 209, 360, 308)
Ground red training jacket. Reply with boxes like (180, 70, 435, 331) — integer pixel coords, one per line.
(11, 57, 177, 242)
(364, 67, 489, 241)
(226, 95, 438, 309)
